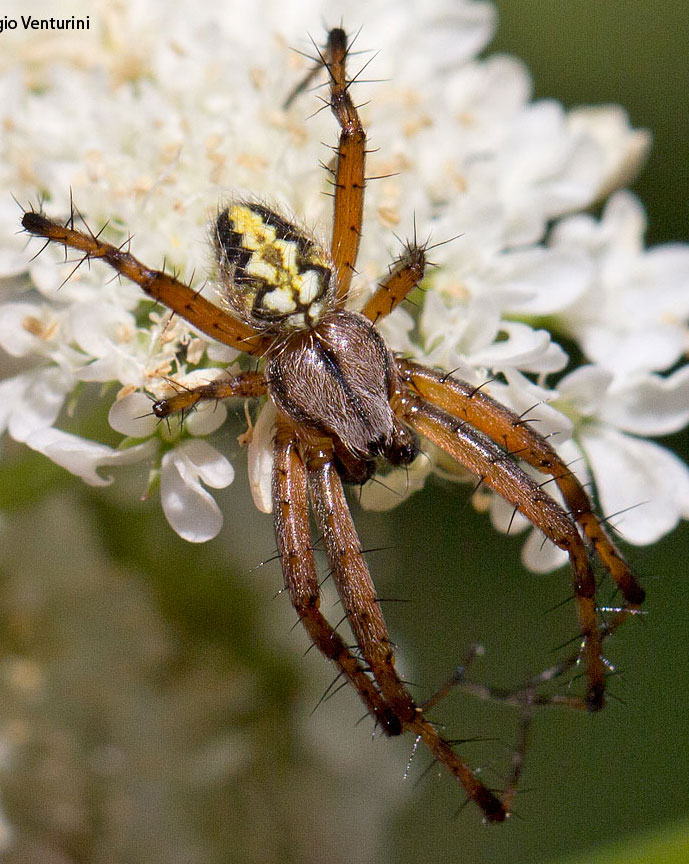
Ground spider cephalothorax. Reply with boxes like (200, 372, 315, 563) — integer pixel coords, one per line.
(266, 310, 420, 483)
(20, 27, 645, 822)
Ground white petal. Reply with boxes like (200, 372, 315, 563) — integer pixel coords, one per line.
(185, 399, 228, 436)
(25, 427, 156, 486)
(68, 301, 137, 359)
(582, 427, 689, 545)
(247, 402, 276, 515)
(567, 106, 651, 195)
(0, 303, 55, 357)
(177, 438, 235, 489)
(600, 367, 689, 436)
(468, 321, 568, 374)
(358, 457, 432, 512)
(0, 367, 73, 442)
(108, 392, 159, 438)
(491, 246, 592, 316)
(489, 491, 529, 535)
(556, 365, 613, 417)
(521, 530, 569, 574)
(160, 440, 234, 542)
(76, 354, 146, 385)
(579, 324, 684, 375)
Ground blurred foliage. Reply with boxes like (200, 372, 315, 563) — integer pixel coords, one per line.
(558, 818, 689, 864)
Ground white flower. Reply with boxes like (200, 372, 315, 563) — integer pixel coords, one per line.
(551, 191, 689, 375)
(0, 0, 686, 568)
(108, 390, 235, 541)
(160, 439, 235, 543)
(0, 367, 74, 442)
(486, 363, 689, 570)
(556, 366, 689, 545)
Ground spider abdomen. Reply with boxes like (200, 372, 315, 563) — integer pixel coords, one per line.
(214, 202, 336, 331)
(267, 311, 417, 472)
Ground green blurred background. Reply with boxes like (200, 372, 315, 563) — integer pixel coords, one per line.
(0, 2, 687, 862)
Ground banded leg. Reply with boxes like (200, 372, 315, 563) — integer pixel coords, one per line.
(272, 418, 401, 735)
(305, 447, 509, 822)
(323, 28, 366, 301)
(21, 208, 270, 355)
(396, 358, 645, 608)
(392, 386, 607, 711)
(151, 370, 268, 419)
(360, 241, 428, 323)
(306, 452, 415, 724)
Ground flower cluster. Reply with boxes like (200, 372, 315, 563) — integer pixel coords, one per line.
(1, 0, 688, 565)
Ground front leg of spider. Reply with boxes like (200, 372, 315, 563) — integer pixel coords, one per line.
(20, 209, 271, 355)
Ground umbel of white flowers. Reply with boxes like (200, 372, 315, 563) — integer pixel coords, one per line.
(1, 0, 688, 571)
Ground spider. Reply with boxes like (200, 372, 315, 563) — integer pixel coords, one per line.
(20, 27, 645, 822)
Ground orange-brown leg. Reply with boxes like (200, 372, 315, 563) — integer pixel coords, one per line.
(396, 358, 645, 608)
(150, 370, 268, 419)
(392, 385, 607, 712)
(322, 28, 366, 301)
(305, 446, 509, 822)
(272, 417, 402, 735)
(21, 208, 270, 355)
(359, 240, 428, 323)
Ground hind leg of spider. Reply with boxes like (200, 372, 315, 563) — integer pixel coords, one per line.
(421, 644, 541, 815)
(21, 207, 270, 355)
(305, 445, 509, 822)
(396, 358, 645, 611)
(272, 416, 403, 735)
(393, 386, 607, 712)
(456, 602, 640, 713)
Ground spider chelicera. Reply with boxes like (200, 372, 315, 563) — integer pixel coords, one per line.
(21, 28, 645, 822)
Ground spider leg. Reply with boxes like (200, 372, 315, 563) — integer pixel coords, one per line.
(392, 385, 607, 712)
(424, 646, 536, 815)
(21, 208, 270, 356)
(359, 240, 427, 323)
(151, 370, 267, 418)
(396, 358, 645, 608)
(306, 450, 415, 722)
(272, 416, 402, 735)
(304, 444, 509, 822)
(322, 28, 366, 301)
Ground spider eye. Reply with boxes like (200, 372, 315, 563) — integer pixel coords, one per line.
(214, 202, 336, 331)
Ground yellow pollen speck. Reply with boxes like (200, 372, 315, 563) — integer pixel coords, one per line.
(444, 281, 471, 302)
(117, 384, 137, 400)
(249, 67, 266, 90)
(377, 203, 400, 228)
(22, 315, 58, 340)
(115, 323, 133, 343)
(236, 152, 269, 173)
(206, 133, 222, 154)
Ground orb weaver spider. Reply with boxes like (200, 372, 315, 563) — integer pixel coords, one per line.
(20, 27, 645, 822)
